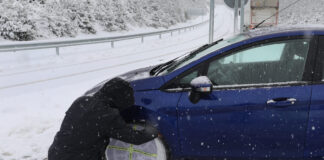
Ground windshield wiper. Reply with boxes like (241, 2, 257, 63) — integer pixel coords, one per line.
(178, 38, 224, 64)
(189, 38, 224, 56)
(150, 64, 163, 75)
(152, 38, 224, 76)
(150, 60, 175, 75)
(153, 60, 178, 75)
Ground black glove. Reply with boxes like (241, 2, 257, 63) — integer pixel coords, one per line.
(143, 124, 159, 138)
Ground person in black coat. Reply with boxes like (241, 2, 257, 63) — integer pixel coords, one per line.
(48, 78, 159, 160)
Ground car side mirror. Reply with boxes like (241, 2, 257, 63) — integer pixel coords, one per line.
(189, 76, 213, 104)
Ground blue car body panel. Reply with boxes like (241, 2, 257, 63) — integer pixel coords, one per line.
(305, 85, 324, 159)
(177, 85, 311, 159)
(116, 28, 324, 159)
(132, 89, 183, 156)
(131, 76, 165, 91)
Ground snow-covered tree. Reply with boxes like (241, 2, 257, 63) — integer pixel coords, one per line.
(0, 0, 208, 41)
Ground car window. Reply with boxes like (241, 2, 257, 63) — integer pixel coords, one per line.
(322, 68, 324, 81)
(222, 43, 284, 64)
(318, 37, 324, 82)
(179, 70, 199, 85)
(207, 39, 310, 86)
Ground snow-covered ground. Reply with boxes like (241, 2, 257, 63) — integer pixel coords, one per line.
(0, 5, 234, 160)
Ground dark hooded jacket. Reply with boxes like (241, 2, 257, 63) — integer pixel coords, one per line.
(48, 78, 158, 160)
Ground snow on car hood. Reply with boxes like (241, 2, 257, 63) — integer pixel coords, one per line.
(84, 65, 161, 95)
(120, 65, 165, 91)
(119, 66, 155, 82)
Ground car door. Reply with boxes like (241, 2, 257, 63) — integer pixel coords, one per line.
(305, 36, 324, 160)
(167, 36, 316, 159)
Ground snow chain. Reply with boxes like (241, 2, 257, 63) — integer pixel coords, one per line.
(107, 144, 157, 160)
(106, 125, 158, 160)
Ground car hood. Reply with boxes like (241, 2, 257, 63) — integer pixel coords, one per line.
(119, 65, 165, 91)
(84, 65, 164, 95)
(119, 66, 155, 82)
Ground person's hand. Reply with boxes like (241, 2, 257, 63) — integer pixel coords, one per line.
(144, 125, 159, 138)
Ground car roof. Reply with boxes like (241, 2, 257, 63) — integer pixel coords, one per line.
(245, 25, 324, 38)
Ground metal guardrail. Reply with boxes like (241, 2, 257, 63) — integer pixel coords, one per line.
(0, 20, 209, 55)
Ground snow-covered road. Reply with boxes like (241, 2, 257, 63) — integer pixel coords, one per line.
(0, 5, 233, 160)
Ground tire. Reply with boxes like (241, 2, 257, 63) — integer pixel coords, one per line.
(105, 125, 169, 160)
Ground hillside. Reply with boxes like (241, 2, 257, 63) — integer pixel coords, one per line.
(279, 0, 324, 25)
(0, 0, 207, 41)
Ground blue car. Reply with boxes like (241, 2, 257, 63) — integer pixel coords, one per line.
(98, 27, 324, 160)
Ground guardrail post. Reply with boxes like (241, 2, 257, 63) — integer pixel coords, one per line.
(141, 36, 144, 43)
(111, 41, 114, 48)
(159, 34, 162, 39)
(56, 47, 60, 56)
(171, 32, 173, 37)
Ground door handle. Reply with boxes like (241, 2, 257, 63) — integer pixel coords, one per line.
(267, 98, 297, 107)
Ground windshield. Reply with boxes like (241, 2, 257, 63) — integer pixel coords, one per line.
(158, 34, 249, 75)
